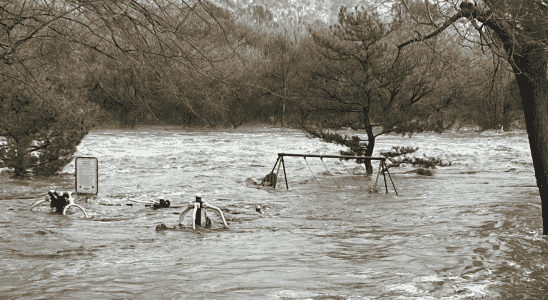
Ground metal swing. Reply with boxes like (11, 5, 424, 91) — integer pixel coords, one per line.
(269, 153, 398, 194)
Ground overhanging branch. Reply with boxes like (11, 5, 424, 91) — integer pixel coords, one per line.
(397, 1, 530, 75)
(397, 11, 464, 51)
(397, 2, 514, 53)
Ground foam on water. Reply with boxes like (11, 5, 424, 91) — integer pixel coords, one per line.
(0, 127, 546, 299)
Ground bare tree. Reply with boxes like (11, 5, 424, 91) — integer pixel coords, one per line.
(397, 0, 548, 234)
(0, 0, 242, 175)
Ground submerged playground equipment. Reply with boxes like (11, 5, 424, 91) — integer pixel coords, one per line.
(29, 157, 97, 218)
(179, 194, 228, 229)
(30, 190, 89, 218)
(269, 153, 398, 194)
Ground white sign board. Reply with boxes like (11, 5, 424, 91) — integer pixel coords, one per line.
(75, 157, 98, 195)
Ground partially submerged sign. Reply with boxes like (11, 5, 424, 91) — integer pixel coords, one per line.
(75, 157, 98, 195)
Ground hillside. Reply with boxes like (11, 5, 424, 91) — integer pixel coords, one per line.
(213, 0, 390, 25)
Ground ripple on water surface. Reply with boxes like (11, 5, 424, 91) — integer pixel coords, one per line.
(0, 128, 546, 299)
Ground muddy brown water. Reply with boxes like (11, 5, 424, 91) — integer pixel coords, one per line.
(1, 127, 546, 299)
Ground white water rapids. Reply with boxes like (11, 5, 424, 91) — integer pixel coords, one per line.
(1, 126, 546, 299)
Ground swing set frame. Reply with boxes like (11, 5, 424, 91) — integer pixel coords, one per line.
(269, 153, 398, 195)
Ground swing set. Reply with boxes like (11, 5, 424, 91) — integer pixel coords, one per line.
(269, 153, 398, 194)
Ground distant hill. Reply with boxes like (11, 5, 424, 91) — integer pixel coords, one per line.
(213, 0, 389, 25)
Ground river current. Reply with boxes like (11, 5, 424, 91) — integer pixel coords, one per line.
(1, 126, 546, 299)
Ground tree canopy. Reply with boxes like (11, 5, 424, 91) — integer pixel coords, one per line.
(0, 0, 529, 177)
(394, 0, 548, 232)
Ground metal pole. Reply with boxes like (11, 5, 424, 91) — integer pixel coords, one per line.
(374, 160, 382, 189)
(270, 156, 281, 175)
(282, 156, 288, 190)
(275, 157, 282, 189)
(382, 161, 388, 194)
(384, 164, 398, 195)
(278, 153, 385, 160)
(195, 195, 203, 227)
(195, 204, 202, 227)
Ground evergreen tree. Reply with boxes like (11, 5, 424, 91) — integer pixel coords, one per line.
(303, 127, 451, 175)
(305, 6, 447, 173)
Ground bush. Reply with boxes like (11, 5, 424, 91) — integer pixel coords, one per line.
(0, 81, 90, 177)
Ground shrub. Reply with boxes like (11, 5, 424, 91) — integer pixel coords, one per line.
(0, 81, 90, 177)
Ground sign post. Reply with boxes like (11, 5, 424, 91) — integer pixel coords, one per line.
(75, 157, 98, 195)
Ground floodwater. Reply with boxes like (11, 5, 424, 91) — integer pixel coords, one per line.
(1, 126, 546, 299)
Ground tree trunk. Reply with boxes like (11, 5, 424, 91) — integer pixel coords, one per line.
(11, 138, 32, 178)
(512, 51, 548, 234)
(398, 1, 548, 233)
(460, 1, 548, 234)
(363, 106, 374, 175)
(282, 74, 287, 127)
